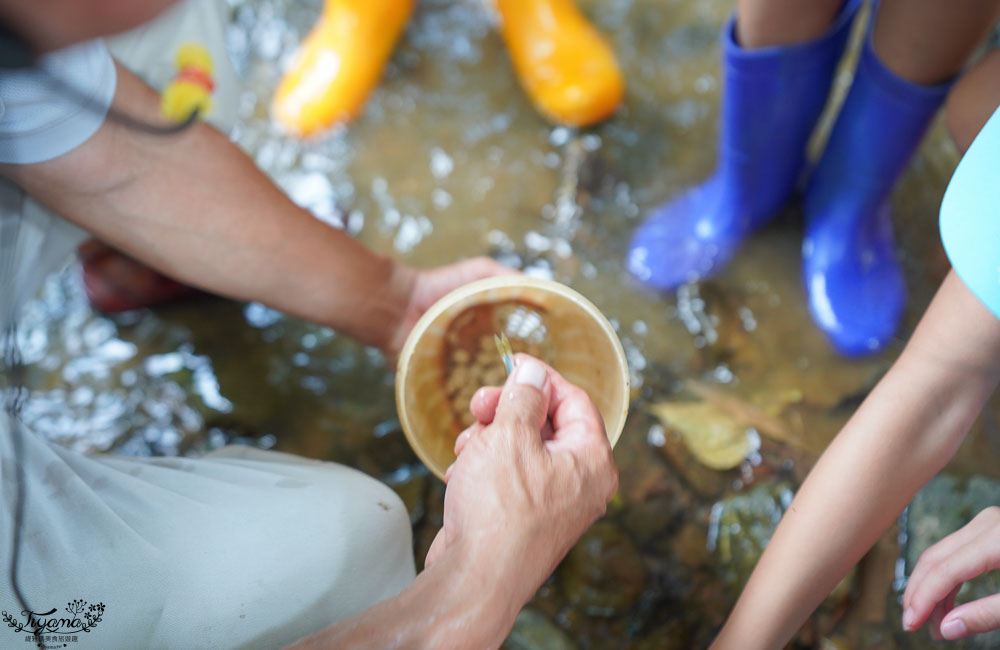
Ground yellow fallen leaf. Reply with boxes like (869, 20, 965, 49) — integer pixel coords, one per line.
(684, 379, 808, 451)
(649, 401, 750, 470)
(754, 388, 803, 418)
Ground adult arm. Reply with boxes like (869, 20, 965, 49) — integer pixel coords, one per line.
(711, 270, 1000, 650)
(0, 61, 508, 354)
(287, 356, 618, 648)
(287, 545, 518, 649)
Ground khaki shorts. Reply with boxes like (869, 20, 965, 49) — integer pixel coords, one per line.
(0, 416, 416, 649)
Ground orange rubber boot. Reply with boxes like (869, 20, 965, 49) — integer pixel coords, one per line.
(495, 0, 624, 127)
(272, 0, 415, 136)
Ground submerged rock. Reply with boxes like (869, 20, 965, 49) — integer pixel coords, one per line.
(621, 495, 684, 547)
(708, 481, 794, 592)
(503, 608, 577, 650)
(708, 480, 854, 644)
(904, 474, 1000, 650)
(632, 619, 694, 650)
(558, 521, 648, 617)
(671, 521, 711, 569)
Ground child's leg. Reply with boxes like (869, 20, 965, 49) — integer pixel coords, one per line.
(801, 0, 1000, 356)
(875, 0, 1000, 85)
(736, 0, 843, 48)
(626, 0, 860, 291)
(946, 50, 1000, 154)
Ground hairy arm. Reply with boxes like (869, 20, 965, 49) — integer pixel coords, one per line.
(1, 62, 413, 351)
(712, 271, 1000, 649)
(289, 356, 618, 648)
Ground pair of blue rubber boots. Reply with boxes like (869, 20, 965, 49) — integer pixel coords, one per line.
(626, 0, 951, 356)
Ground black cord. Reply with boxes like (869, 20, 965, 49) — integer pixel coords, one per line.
(1, 41, 195, 650)
(0, 26, 36, 629)
(3, 325, 41, 648)
(1, 18, 200, 136)
(39, 67, 201, 136)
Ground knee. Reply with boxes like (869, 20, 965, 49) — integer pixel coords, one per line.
(946, 52, 1000, 155)
(947, 80, 983, 155)
(297, 466, 415, 576)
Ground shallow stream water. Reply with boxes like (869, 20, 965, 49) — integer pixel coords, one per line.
(11, 0, 1000, 647)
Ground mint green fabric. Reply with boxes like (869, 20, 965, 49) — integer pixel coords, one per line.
(940, 106, 1000, 320)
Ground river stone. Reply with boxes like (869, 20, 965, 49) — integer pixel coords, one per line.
(621, 495, 683, 547)
(709, 480, 855, 643)
(503, 608, 577, 650)
(633, 619, 692, 650)
(904, 474, 1000, 649)
(558, 521, 648, 616)
(709, 480, 794, 592)
(672, 521, 711, 568)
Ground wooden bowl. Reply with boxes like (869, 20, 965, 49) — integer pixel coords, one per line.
(396, 276, 630, 480)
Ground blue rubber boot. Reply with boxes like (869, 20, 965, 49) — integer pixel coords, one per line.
(627, 0, 860, 290)
(803, 25, 952, 356)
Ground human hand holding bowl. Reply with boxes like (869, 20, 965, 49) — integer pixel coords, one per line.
(424, 354, 618, 626)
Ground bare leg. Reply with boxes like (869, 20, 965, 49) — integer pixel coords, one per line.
(736, 0, 843, 49)
(946, 50, 1000, 154)
(874, 0, 1000, 84)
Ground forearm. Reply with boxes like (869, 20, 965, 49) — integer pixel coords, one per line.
(287, 545, 520, 649)
(713, 272, 1000, 649)
(713, 360, 991, 648)
(3, 63, 411, 350)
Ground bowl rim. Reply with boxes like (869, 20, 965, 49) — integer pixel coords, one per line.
(395, 275, 631, 480)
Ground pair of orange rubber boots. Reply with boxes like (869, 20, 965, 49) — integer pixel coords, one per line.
(272, 0, 624, 135)
(84, 0, 622, 314)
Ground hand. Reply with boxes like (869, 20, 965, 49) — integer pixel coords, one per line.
(903, 506, 1000, 641)
(384, 257, 515, 361)
(425, 354, 618, 610)
(285, 356, 614, 650)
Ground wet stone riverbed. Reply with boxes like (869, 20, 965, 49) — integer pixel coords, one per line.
(9, 0, 1000, 647)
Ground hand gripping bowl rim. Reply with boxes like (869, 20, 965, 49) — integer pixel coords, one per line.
(395, 276, 630, 480)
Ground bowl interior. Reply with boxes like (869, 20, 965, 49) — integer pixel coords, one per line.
(396, 277, 630, 480)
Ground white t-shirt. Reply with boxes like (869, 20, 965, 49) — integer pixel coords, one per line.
(0, 40, 116, 164)
(108, 0, 239, 133)
(0, 0, 239, 327)
(0, 41, 115, 326)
